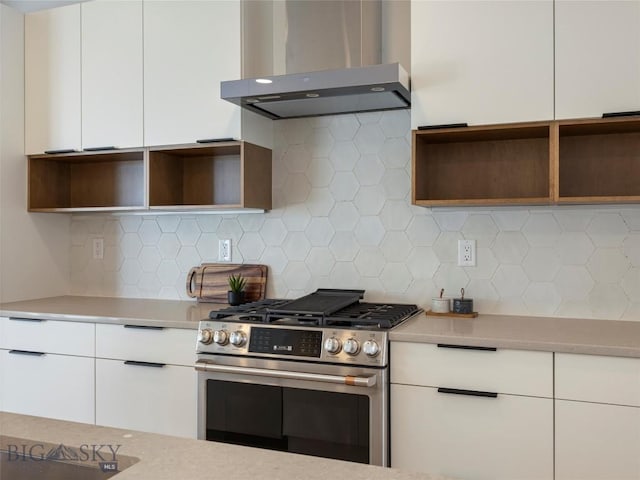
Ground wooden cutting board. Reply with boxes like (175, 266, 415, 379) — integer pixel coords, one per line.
(186, 263, 268, 303)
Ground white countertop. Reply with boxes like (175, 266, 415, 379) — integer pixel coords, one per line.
(0, 296, 214, 329)
(3, 296, 640, 357)
(391, 311, 640, 358)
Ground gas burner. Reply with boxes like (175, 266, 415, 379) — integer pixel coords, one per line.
(208, 289, 421, 331)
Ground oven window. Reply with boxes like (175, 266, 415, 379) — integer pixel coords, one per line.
(205, 380, 370, 463)
(206, 380, 286, 450)
(282, 388, 369, 464)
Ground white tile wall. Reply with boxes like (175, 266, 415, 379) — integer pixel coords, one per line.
(69, 111, 640, 320)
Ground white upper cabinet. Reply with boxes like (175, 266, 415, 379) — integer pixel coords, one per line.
(411, 0, 554, 128)
(25, 4, 81, 154)
(555, 0, 640, 119)
(143, 0, 242, 146)
(81, 0, 143, 149)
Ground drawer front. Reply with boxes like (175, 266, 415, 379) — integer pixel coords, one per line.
(391, 342, 552, 397)
(556, 353, 640, 407)
(556, 400, 640, 480)
(391, 384, 553, 480)
(0, 316, 94, 356)
(96, 359, 196, 438)
(1, 349, 95, 424)
(96, 323, 195, 366)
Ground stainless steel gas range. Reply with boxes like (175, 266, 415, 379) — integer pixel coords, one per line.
(195, 289, 421, 466)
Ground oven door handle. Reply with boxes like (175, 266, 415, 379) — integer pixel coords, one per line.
(194, 362, 377, 388)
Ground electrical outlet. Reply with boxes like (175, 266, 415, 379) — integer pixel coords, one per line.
(218, 239, 232, 262)
(457, 239, 476, 267)
(92, 238, 104, 260)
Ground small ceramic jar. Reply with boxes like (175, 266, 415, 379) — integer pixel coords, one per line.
(431, 297, 451, 313)
(452, 288, 473, 314)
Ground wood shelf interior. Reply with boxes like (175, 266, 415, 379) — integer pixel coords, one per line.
(28, 151, 145, 210)
(558, 119, 640, 199)
(149, 145, 242, 207)
(413, 124, 551, 204)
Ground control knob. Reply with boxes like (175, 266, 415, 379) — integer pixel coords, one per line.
(229, 330, 247, 347)
(362, 340, 380, 357)
(213, 330, 229, 345)
(198, 328, 213, 345)
(324, 337, 342, 354)
(343, 338, 360, 356)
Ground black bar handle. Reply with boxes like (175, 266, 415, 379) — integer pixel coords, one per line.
(437, 343, 496, 352)
(83, 146, 117, 152)
(44, 149, 78, 154)
(9, 350, 45, 357)
(124, 324, 164, 330)
(124, 360, 166, 368)
(9, 317, 45, 322)
(196, 137, 235, 144)
(437, 387, 498, 398)
(417, 123, 468, 131)
(602, 111, 640, 119)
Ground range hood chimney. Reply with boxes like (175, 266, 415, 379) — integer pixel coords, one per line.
(221, 0, 410, 120)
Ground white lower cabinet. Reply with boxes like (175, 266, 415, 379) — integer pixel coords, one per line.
(556, 400, 640, 480)
(555, 353, 640, 479)
(0, 349, 94, 424)
(391, 384, 553, 480)
(390, 342, 553, 479)
(95, 325, 197, 438)
(95, 358, 196, 438)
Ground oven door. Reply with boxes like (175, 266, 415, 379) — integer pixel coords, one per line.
(195, 355, 388, 466)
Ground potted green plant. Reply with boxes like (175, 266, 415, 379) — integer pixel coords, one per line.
(227, 274, 247, 306)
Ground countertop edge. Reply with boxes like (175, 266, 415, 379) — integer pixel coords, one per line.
(388, 332, 640, 358)
(0, 309, 199, 329)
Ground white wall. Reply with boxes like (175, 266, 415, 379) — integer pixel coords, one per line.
(0, 3, 70, 302)
(68, 111, 640, 321)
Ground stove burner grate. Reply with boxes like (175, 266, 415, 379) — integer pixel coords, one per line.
(208, 291, 421, 330)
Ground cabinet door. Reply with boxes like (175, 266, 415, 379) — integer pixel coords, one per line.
(96, 359, 197, 438)
(81, 0, 143, 149)
(411, 0, 554, 127)
(143, 0, 242, 146)
(555, 1, 640, 119)
(25, 4, 81, 154)
(556, 400, 640, 480)
(1, 350, 94, 424)
(391, 384, 553, 480)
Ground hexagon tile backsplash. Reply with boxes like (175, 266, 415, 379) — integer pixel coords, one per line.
(69, 111, 640, 321)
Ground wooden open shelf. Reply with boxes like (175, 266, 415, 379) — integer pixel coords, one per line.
(557, 117, 640, 203)
(412, 122, 554, 206)
(28, 149, 146, 212)
(412, 116, 640, 207)
(27, 142, 272, 213)
(148, 141, 271, 210)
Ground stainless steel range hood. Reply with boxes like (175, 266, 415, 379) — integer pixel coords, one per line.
(221, 0, 410, 120)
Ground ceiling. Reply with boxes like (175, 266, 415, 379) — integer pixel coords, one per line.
(1, 0, 87, 13)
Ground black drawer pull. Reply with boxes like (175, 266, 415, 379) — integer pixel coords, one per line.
(438, 387, 498, 398)
(437, 344, 496, 352)
(83, 146, 117, 152)
(44, 149, 77, 154)
(196, 137, 235, 143)
(417, 123, 468, 130)
(9, 317, 44, 322)
(602, 111, 640, 119)
(124, 324, 164, 330)
(9, 350, 45, 356)
(124, 360, 165, 368)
